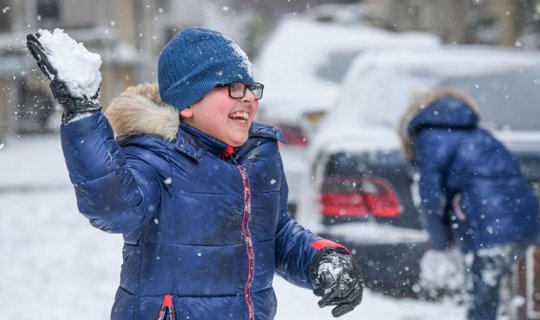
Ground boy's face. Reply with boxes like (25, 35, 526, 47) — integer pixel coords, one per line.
(180, 86, 259, 147)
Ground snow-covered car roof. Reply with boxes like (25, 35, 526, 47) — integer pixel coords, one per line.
(254, 16, 440, 124)
(309, 45, 540, 160)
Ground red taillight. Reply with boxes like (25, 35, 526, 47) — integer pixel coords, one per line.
(275, 123, 308, 147)
(320, 192, 369, 216)
(320, 177, 402, 219)
(282, 134, 308, 147)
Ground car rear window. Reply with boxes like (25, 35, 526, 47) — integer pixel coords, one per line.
(315, 50, 362, 83)
(441, 67, 540, 131)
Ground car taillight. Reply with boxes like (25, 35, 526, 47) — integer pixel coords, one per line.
(276, 124, 308, 147)
(320, 176, 402, 220)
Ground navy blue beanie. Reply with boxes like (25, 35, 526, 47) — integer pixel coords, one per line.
(158, 27, 254, 111)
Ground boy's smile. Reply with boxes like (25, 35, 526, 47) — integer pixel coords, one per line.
(228, 110, 250, 126)
(180, 86, 259, 147)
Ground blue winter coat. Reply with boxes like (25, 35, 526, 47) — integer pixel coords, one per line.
(59, 85, 341, 319)
(407, 97, 540, 253)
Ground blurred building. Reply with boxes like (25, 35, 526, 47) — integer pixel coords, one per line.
(3, 0, 538, 142)
(363, 0, 540, 47)
(0, 0, 249, 141)
(0, 0, 361, 141)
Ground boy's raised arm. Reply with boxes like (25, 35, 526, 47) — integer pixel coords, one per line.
(26, 31, 160, 233)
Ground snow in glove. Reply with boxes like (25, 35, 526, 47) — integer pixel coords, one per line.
(26, 30, 102, 124)
(311, 247, 364, 317)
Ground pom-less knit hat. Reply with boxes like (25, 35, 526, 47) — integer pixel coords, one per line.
(158, 27, 254, 111)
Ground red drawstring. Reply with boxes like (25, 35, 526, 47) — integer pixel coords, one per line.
(157, 295, 176, 320)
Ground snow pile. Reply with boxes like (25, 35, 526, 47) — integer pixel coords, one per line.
(38, 28, 102, 99)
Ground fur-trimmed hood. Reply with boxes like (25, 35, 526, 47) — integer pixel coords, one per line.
(397, 87, 480, 161)
(104, 83, 179, 141)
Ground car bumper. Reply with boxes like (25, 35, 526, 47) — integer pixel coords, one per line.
(319, 223, 429, 298)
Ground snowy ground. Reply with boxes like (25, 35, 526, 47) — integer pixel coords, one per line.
(0, 134, 466, 319)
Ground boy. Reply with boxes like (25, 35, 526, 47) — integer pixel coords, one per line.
(27, 27, 363, 319)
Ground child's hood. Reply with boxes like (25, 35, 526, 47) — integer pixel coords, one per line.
(104, 83, 180, 141)
(397, 87, 480, 161)
(407, 97, 479, 137)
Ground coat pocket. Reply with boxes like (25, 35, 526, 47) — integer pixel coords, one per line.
(157, 295, 176, 320)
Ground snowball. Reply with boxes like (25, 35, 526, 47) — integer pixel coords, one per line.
(418, 249, 464, 296)
(37, 28, 102, 99)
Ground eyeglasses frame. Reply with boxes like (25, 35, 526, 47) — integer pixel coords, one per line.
(218, 82, 264, 100)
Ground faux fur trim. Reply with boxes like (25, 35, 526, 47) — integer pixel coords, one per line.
(397, 87, 479, 161)
(104, 83, 179, 141)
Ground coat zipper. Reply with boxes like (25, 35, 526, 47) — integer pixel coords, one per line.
(157, 295, 176, 320)
(237, 165, 256, 320)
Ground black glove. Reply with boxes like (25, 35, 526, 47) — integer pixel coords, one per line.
(311, 247, 364, 317)
(26, 33, 101, 124)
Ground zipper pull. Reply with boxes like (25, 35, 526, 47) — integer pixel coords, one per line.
(157, 295, 176, 320)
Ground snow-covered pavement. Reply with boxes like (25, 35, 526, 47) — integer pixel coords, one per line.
(0, 134, 466, 319)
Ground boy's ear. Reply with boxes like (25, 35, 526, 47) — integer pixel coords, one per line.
(180, 107, 193, 118)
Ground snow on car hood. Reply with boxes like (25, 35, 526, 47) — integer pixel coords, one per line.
(308, 126, 401, 163)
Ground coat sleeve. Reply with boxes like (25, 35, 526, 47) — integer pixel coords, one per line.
(60, 113, 162, 234)
(274, 171, 349, 289)
(415, 130, 454, 250)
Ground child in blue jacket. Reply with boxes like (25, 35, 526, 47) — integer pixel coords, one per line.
(26, 27, 363, 319)
(398, 87, 540, 320)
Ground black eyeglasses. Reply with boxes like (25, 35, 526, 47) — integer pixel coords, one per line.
(218, 82, 264, 100)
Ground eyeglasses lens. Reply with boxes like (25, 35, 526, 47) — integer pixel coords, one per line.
(227, 83, 264, 100)
(249, 83, 264, 100)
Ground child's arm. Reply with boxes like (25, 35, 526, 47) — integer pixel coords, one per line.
(27, 31, 161, 233)
(415, 131, 454, 250)
(273, 173, 321, 287)
(274, 173, 363, 317)
(60, 114, 162, 233)
(273, 170, 352, 287)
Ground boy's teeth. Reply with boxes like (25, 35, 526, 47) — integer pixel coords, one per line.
(230, 111, 249, 120)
